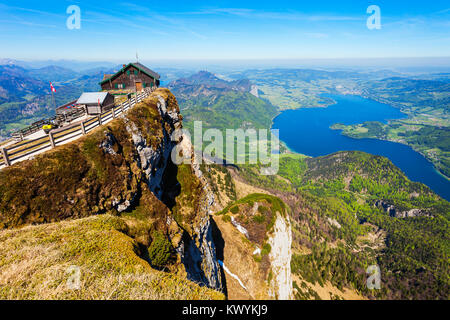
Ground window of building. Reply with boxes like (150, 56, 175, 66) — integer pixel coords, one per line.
(134, 70, 139, 75)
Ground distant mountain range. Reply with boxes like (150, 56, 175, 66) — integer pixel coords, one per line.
(0, 58, 117, 72)
(0, 65, 47, 103)
(169, 70, 252, 97)
(27, 66, 79, 83)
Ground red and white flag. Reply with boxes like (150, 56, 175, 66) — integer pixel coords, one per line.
(50, 82, 56, 93)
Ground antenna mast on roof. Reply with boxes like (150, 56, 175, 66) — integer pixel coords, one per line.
(136, 51, 139, 63)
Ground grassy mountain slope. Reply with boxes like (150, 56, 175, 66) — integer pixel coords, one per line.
(0, 214, 223, 300)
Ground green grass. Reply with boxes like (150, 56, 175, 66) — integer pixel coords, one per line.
(0, 215, 224, 300)
(218, 193, 286, 218)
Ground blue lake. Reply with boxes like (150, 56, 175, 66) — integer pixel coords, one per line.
(272, 94, 450, 201)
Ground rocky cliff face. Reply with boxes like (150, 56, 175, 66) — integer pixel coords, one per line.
(125, 94, 182, 206)
(268, 213, 293, 300)
(0, 88, 223, 292)
(170, 131, 223, 291)
(210, 192, 293, 300)
(374, 200, 432, 218)
(125, 93, 223, 291)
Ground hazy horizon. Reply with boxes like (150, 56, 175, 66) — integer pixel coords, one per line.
(2, 56, 450, 74)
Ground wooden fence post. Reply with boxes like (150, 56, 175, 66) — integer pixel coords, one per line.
(81, 121, 86, 135)
(112, 107, 116, 118)
(121, 103, 125, 114)
(1, 148, 11, 166)
(49, 132, 56, 148)
(98, 115, 102, 126)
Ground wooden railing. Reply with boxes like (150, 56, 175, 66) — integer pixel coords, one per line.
(11, 101, 86, 141)
(0, 87, 154, 169)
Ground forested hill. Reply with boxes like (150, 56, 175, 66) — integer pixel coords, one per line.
(168, 71, 278, 131)
(169, 70, 252, 92)
(238, 150, 449, 300)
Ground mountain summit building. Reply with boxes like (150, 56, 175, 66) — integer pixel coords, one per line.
(100, 62, 160, 92)
(76, 92, 115, 115)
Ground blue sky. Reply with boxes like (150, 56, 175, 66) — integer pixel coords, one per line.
(0, 0, 449, 61)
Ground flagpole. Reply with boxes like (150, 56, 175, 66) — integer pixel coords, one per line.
(51, 90, 56, 109)
(50, 82, 56, 110)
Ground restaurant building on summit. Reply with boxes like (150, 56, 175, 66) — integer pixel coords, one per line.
(99, 62, 161, 92)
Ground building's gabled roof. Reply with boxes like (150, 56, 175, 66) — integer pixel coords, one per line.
(76, 92, 109, 105)
(99, 62, 161, 85)
(133, 62, 161, 80)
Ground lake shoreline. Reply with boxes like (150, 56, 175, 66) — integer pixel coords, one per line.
(271, 93, 450, 201)
(276, 92, 449, 182)
(330, 123, 450, 182)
